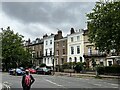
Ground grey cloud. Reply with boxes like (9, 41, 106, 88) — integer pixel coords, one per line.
(2, 2, 95, 24)
(1, 2, 95, 39)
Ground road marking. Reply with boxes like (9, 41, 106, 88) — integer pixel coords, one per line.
(3, 82, 11, 89)
(45, 79, 63, 87)
(103, 82, 118, 86)
(94, 84, 102, 86)
(110, 84, 118, 86)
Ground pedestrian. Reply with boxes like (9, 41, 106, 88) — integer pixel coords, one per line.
(22, 70, 35, 90)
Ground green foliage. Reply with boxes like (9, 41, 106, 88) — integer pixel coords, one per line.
(62, 62, 85, 73)
(91, 58, 96, 68)
(1, 27, 32, 71)
(87, 1, 120, 54)
(74, 62, 83, 73)
(62, 62, 70, 69)
(97, 66, 120, 75)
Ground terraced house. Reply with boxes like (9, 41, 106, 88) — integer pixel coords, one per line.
(25, 38, 43, 66)
(67, 28, 106, 68)
(54, 31, 67, 71)
(67, 28, 84, 63)
(25, 28, 119, 69)
(43, 34, 55, 68)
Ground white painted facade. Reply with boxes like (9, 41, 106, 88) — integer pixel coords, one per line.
(43, 35, 55, 67)
(67, 31, 85, 63)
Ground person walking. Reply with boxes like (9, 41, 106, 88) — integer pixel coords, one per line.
(22, 70, 35, 90)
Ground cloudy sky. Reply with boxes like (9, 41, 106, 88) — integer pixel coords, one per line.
(0, 1, 97, 41)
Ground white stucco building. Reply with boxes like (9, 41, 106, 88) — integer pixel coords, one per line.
(43, 34, 55, 67)
(67, 28, 85, 63)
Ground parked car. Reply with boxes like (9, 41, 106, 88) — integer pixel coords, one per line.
(9, 68, 25, 76)
(9, 68, 16, 75)
(16, 68, 25, 75)
(26, 68, 36, 74)
(36, 67, 52, 75)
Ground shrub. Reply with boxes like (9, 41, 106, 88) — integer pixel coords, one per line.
(74, 62, 83, 73)
(62, 62, 70, 69)
(97, 66, 120, 75)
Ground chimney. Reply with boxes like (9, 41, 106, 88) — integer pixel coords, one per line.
(7, 26, 10, 30)
(28, 38, 31, 43)
(57, 30, 62, 39)
(43, 34, 48, 38)
(51, 33, 54, 36)
(70, 28, 75, 34)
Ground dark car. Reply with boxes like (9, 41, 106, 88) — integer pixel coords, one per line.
(36, 67, 51, 75)
(9, 68, 16, 75)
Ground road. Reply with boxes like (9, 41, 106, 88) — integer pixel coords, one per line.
(2, 72, 119, 90)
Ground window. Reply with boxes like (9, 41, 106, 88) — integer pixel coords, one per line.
(88, 47, 92, 55)
(50, 48, 52, 55)
(62, 41, 65, 47)
(46, 41, 48, 45)
(69, 57, 72, 62)
(44, 58, 46, 64)
(56, 59, 58, 65)
(45, 49, 47, 56)
(40, 51, 42, 56)
(108, 61, 112, 66)
(48, 58, 49, 64)
(80, 57, 82, 62)
(63, 49, 65, 54)
(61, 58, 64, 64)
(77, 36, 80, 41)
(77, 46, 80, 54)
(37, 51, 39, 57)
(71, 47, 74, 54)
(50, 40, 52, 44)
(71, 37, 73, 42)
(57, 50, 59, 55)
(33, 46, 35, 50)
(74, 57, 77, 63)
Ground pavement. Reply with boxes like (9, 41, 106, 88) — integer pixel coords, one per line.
(54, 72, 120, 79)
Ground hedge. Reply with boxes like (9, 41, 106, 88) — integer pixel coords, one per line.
(97, 66, 120, 75)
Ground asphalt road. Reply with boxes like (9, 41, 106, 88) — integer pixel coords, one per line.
(2, 72, 119, 89)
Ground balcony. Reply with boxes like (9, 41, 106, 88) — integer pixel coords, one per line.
(43, 53, 54, 57)
(83, 53, 106, 58)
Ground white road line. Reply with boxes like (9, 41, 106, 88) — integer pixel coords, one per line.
(45, 79, 63, 87)
(3, 82, 11, 89)
(103, 82, 118, 86)
(112, 87, 118, 88)
(94, 84, 102, 86)
(110, 84, 118, 86)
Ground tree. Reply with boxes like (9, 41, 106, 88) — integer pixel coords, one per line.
(87, 1, 120, 55)
(1, 27, 32, 71)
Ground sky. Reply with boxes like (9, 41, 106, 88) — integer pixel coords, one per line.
(0, 0, 97, 41)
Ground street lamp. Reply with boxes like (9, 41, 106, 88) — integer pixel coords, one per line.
(69, 58, 72, 77)
(52, 59, 54, 75)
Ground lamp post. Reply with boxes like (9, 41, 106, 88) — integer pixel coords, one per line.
(69, 58, 72, 77)
(52, 59, 54, 75)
